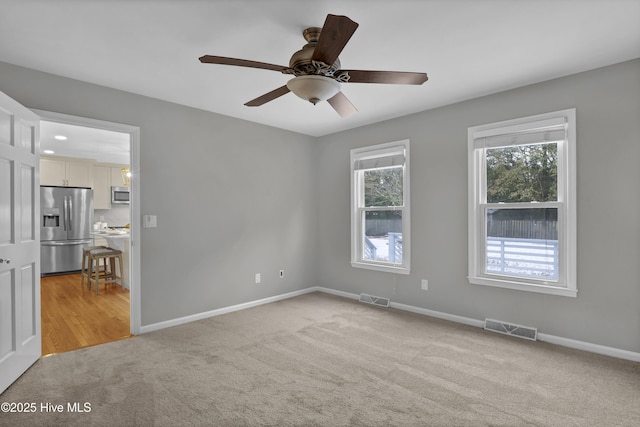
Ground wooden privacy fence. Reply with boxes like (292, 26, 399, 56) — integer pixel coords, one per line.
(487, 219, 557, 240)
(367, 219, 557, 240)
(365, 218, 402, 236)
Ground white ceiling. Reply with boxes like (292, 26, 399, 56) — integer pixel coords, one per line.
(40, 121, 130, 165)
(1, 0, 639, 139)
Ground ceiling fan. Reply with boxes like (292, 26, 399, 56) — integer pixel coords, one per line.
(199, 14, 428, 118)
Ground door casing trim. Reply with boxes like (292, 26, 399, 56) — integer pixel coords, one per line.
(32, 109, 141, 335)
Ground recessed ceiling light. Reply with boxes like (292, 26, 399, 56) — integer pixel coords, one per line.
(54, 135, 67, 140)
(43, 149, 55, 154)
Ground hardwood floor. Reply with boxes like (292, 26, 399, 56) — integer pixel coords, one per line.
(41, 273, 131, 356)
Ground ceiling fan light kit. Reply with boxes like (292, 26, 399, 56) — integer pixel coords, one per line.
(287, 75, 341, 105)
(199, 14, 428, 118)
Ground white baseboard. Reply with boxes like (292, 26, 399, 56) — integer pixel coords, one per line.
(139, 287, 317, 334)
(389, 301, 486, 328)
(312, 286, 360, 301)
(314, 287, 639, 362)
(537, 333, 640, 362)
(139, 285, 640, 362)
(315, 286, 484, 327)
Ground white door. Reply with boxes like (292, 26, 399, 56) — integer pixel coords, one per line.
(0, 91, 40, 393)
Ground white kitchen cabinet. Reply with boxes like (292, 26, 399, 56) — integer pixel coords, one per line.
(93, 166, 111, 209)
(66, 161, 94, 187)
(40, 157, 94, 188)
(39, 158, 66, 186)
(93, 163, 130, 209)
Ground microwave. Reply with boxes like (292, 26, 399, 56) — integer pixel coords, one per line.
(111, 186, 130, 205)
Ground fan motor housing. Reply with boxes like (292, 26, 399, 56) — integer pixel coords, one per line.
(289, 27, 340, 73)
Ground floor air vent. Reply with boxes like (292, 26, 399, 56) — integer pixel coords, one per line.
(359, 293, 390, 308)
(484, 318, 537, 341)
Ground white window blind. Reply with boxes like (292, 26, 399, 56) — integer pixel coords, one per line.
(473, 118, 567, 149)
(353, 147, 405, 171)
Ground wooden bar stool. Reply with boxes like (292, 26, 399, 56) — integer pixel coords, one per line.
(86, 247, 124, 295)
(80, 246, 107, 288)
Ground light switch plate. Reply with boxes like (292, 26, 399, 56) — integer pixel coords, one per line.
(143, 214, 157, 228)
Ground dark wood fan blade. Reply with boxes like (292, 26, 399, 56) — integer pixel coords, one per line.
(327, 91, 358, 118)
(311, 14, 359, 66)
(341, 70, 428, 85)
(199, 55, 291, 73)
(244, 85, 291, 107)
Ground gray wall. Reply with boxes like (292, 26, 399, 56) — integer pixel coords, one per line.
(1, 58, 638, 353)
(316, 59, 640, 353)
(0, 61, 318, 325)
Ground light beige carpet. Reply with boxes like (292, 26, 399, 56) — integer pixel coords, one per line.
(1, 292, 638, 426)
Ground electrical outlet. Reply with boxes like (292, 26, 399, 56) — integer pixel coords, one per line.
(279, 269, 284, 278)
(255, 273, 261, 284)
(421, 279, 428, 291)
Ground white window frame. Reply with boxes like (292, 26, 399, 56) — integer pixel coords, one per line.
(468, 109, 577, 297)
(351, 140, 410, 274)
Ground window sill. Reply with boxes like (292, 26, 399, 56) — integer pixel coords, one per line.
(352, 261, 410, 275)
(468, 276, 577, 297)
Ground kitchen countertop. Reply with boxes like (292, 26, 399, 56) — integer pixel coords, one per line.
(91, 230, 130, 238)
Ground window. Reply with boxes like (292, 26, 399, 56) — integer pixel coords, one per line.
(351, 140, 410, 274)
(468, 109, 576, 297)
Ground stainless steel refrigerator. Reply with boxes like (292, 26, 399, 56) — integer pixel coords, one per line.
(41, 186, 93, 275)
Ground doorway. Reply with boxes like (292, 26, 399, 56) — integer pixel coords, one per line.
(34, 109, 141, 354)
